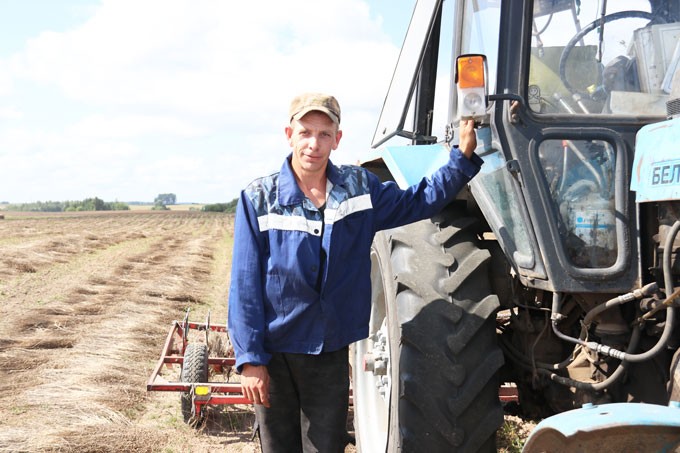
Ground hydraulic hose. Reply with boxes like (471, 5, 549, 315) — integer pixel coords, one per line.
(554, 220, 679, 363)
(610, 220, 679, 362)
(501, 320, 640, 391)
(547, 289, 641, 390)
(535, 337, 635, 391)
(544, 220, 680, 390)
(498, 315, 574, 371)
(580, 282, 659, 338)
(627, 220, 680, 362)
(551, 292, 586, 347)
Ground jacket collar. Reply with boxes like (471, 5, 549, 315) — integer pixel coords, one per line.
(278, 153, 344, 206)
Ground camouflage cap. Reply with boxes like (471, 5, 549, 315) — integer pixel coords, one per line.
(289, 92, 341, 125)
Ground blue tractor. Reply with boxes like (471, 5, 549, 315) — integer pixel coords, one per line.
(350, 0, 680, 451)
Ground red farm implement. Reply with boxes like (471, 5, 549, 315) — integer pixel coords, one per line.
(146, 310, 249, 425)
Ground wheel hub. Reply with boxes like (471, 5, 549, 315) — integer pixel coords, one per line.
(363, 326, 390, 399)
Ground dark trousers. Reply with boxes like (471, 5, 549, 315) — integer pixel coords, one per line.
(255, 347, 349, 453)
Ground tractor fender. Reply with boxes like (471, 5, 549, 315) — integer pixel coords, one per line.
(360, 127, 495, 188)
(523, 401, 680, 452)
(362, 143, 452, 189)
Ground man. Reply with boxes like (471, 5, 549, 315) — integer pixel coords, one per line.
(228, 92, 481, 452)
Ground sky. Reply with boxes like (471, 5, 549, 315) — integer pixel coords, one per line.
(0, 0, 415, 204)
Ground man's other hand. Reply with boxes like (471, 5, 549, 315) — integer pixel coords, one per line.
(241, 364, 271, 407)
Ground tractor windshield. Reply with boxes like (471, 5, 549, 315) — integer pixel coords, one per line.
(528, 0, 679, 116)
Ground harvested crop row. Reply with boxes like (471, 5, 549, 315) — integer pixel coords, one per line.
(0, 211, 248, 452)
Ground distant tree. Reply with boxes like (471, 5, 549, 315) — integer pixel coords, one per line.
(82, 197, 106, 211)
(154, 193, 177, 206)
(202, 198, 238, 213)
(202, 203, 229, 212)
(110, 202, 130, 211)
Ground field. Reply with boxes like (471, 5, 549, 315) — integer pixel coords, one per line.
(0, 210, 259, 452)
(0, 210, 531, 452)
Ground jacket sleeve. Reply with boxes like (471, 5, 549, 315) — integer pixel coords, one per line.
(371, 147, 483, 232)
(227, 190, 272, 373)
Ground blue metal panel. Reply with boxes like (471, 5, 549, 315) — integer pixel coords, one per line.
(631, 116, 680, 203)
(523, 402, 680, 452)
(375, 143, 451, 189)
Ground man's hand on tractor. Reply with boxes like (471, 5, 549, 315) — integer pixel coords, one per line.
(458, 118, 477, 159)
(241, 364, 271, 407)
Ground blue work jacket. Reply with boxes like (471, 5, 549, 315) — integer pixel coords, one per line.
(228, 149, 483, 372)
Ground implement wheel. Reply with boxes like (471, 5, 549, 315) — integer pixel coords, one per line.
(352, 205, 504, 452)
(180, 342, 209, 426)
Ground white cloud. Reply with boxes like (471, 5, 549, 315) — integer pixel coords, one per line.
(11, 0, 396, 111)
(0, 106, 23, 120)
(1, 0, 404, 203)
(67, 114, 207, 139)
(0, 127, 46, 155)
(0, 61, 13, 96)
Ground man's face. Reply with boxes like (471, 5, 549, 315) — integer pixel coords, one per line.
(286, 111, 342, 176)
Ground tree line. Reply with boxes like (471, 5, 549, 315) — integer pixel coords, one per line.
(4, 194, 240, 214)
(201, 198, 238, 213)
(6, 198, 130, 212)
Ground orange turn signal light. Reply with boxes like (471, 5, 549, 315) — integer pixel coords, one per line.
(457, 55, 486, 89)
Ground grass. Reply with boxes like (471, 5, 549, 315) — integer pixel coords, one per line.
(497, 415, 537, 452)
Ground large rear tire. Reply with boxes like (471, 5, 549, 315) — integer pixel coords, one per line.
(180, 342, 209, 426)
(352, 206, 504, 452)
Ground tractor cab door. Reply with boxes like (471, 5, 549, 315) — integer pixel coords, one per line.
(468, 0, 678, 293)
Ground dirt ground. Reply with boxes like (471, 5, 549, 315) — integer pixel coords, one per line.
(0, 210, 532, 452)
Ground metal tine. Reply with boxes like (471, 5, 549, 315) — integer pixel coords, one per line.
(182, 308, 191, 352)
(204, 310, 211, 346)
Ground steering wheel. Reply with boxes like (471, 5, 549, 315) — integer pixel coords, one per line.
(558, 10, 655, 96)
